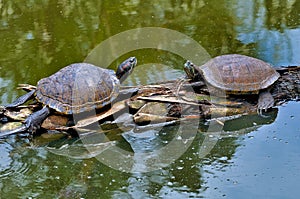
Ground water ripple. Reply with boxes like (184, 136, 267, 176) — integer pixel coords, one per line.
(0, 139, 31, 179)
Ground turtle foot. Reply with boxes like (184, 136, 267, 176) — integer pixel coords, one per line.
(257, 90, 274, 116)
(24, 106, 50, 133)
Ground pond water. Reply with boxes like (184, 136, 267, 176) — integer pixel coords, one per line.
(0, 0, 300, 198)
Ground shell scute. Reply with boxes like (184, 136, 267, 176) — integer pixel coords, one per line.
(35, 63, 120, 114)
(200, 54, 280, 93)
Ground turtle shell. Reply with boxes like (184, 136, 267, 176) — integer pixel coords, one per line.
(199, 54, 280, 94)
(35, 63, 120, 114)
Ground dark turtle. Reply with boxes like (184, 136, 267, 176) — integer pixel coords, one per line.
(184, 54, 280, 112)
(4, 57, 137, 133)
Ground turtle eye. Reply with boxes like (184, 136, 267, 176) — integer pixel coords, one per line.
(185, 60, 193, 68)
(189, 61, 194, 67)
(184, 61, 190, 67)
(129, 57, 136, 63)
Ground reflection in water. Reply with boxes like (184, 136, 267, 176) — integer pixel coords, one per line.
(20, 109, 277, 198)
(0, 0, 299, 198)
(1, 0, 298, 102)
(124, 63, 184, 86)
(222, 108, 278, 133)
(0, 77, 12, 105)
(235, 0, 300, 65)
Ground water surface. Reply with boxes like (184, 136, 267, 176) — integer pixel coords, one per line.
(0, 0, 299, 198)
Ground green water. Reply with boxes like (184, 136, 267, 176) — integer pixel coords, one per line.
(0, 0, 300, 198)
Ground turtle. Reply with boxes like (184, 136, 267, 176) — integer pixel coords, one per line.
(184, 54, 280, 112)
(4, 57, 137, 133)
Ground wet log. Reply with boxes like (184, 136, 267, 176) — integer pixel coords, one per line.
(272, 67, 300, 103)
(0, 67, 299, 133)
(126, 66, 300, 120)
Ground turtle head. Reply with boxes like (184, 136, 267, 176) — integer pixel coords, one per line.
(116, 57, 137, 83)
(184, 60, 199, 81)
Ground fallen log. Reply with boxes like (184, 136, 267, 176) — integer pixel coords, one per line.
(0, 66, 299, 134)
(125, 66, 300, 122)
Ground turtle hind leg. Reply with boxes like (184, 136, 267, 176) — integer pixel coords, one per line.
(24, 106, 50, 133)
(257, 90, 275, 114)
(0, 106, 50, 137)
(5, 90, 35, 108)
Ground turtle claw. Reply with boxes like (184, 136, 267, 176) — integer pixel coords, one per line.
(257, 90, 275, 117)
(257, 108, 271, 118)
(24, 106, 50, 133)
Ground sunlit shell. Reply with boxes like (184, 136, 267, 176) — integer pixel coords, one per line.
(35, 63, 120, 114)
(199, 54, 280, 94)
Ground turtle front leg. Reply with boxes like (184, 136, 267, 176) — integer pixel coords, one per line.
(24, 106, 50, 133)
(257, 90, 275, 114)
(5, 90, 35, 108)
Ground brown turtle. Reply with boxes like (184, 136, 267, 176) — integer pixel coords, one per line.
(184, 54, 280, 112)
(4, 57, 137, 133)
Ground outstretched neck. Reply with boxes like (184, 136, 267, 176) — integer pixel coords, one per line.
(116, 57, 137, 83)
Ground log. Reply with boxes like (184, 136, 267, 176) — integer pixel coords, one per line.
(272, 67, 300, 103)
(126, 66, 300, 119)
(1, 67, 299, 133)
